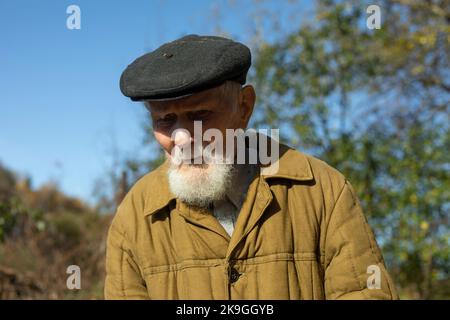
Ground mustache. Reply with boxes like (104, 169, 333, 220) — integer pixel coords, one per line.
(170, 146, 224, 166)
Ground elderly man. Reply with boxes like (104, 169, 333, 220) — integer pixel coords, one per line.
(104, 35, 398, 300)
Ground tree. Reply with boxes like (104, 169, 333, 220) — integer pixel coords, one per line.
(251, 0, 449, 298)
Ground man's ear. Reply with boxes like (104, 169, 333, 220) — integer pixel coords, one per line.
(239, 85, 256, 127)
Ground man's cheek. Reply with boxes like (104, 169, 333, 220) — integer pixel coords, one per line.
(154, 131, 173, 153)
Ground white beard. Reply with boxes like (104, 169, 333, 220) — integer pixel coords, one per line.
(167, 152, 234, 208)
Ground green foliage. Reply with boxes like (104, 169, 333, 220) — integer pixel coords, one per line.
(48, 212, 83, 249)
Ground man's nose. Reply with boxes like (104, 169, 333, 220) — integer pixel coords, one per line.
(171, 120, 203, 160)
(171, 118, 196, 142)
(173, 129, 192, 146)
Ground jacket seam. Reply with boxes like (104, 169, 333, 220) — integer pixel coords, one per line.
(356, 199, 395, 298)
(334, 182, 368, 299)
(142, 252, 322, 275)
(322, 180, 347, 268)
(113, 220, 142, 298)
(118, 233, 126, 298)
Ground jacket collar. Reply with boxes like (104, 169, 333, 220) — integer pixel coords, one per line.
(142, 160, 176, 217)
(260, 143, 314, 182)
(142, 143, 314, 217)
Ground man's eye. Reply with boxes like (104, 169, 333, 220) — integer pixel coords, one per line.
(155, 114, 176, 127)
(188, 110, 212, 121)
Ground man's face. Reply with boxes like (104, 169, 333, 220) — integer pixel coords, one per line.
(146, 82, 255, 166)
(145, 82, 256, 207)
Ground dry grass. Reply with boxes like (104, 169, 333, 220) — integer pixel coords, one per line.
(0, 212, 111, 299)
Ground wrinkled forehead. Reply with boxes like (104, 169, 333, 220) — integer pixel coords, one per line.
(145, 84, 225, 114)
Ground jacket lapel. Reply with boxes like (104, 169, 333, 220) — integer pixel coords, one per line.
(176, 200, 231, 243)
(225, 175, 272, 259)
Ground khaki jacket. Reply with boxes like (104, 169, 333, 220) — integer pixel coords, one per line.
(104, 144, 398, 299)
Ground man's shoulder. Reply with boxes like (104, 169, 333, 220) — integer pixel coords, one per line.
(276, 145, 355, 222)
(115, 160, 171, 218)
(275, 143, 347, 188)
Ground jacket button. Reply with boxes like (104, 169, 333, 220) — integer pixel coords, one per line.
(229, 267, 240, 283)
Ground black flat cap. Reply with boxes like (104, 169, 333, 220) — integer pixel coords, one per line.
(120, 34, 251, 101)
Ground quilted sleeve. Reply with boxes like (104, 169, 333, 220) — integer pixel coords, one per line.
(104, 214, 149, 300)
(323, 180, 399, 300)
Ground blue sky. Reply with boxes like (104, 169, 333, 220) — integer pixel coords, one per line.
(0, 0, 312, 203)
